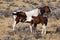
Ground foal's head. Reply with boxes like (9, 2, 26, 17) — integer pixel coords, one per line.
(39, 6, 51, 15)
(44, 6, 51, 14)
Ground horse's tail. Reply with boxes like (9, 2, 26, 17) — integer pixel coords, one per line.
(12, 12, 17, 15)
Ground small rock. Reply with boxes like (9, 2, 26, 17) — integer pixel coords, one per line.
(3, 36, 10, 40)
(8, 25, 12, 28)
(4, 0, 14, 2)
(56, 26, 60, 33)
(0, 2, 3, 4)
(34, 30, 41, 39)
(6, 31, 16, 35)
(32, 3, 38, 6)
(0, 38, 1, 40)
(9, 3, 18, 7)
(24, 37, 32, 40)
(18, 26, 30, 33)
(3, 36, 15, 40)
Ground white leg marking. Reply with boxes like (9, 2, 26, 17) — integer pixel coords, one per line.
(13, 20, 16, 31)
(30, 24, 34, 33)
(30, 26, 32, 33)
(42, 24, 46, 34)
(13, 15, 16, 31)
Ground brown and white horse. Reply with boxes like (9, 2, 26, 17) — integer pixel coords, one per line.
(12, 6, 51, 34)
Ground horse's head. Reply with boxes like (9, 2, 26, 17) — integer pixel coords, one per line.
(44, 6, 51, 14)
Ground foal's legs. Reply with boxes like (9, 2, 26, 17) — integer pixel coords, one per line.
(42, 24, 46, 34)
(30, 24, 34, 33)
(30, 24, 37, 33)
(41, 17, 48, 34)
(30, 20, 34, 33)
(33, 24, 37, 32)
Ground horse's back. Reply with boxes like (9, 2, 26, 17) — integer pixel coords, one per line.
(25, 8, 39, 16)
(25, 8, 39, 21)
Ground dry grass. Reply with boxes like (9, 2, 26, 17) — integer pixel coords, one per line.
(0, 0, 60, 40)
(0, 17, 60, 40)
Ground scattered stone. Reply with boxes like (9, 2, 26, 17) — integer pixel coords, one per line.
(9, 3, 18, 7)
(0, 38, 1, 40)
(6, 31, 16, 36)
(24, 37, 32, 40)
(34, 30, 41, 39)
(17, 26, 30, 33)
(51, 24, 57, 27)
(32, 3, 38, 6)
(8, 25, 12, 28)
(56, 26, 60, 33)
(0, 2, 3, 4)
(18, 38, 22, 40)
(3, 36, 10, 40)
(3, 36, 15, 40)
(4, 0, 14, 2)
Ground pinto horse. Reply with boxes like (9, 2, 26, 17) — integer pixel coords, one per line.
(12, 6, 51, 34)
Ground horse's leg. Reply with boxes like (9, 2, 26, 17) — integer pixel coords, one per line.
(42, 17, 48, 34)
(42, 24, 46, 34)
(43, 17, 48, 34)
(30, 24, 34, 33)
(29, 20, 34, 33)
(33, 24, 37, 32)
(13, 15, 17, 31)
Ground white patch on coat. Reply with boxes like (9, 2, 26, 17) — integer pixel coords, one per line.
(30, 24, 34, 33)
(25, 8, 40, 22)
(30, 26, 32, 33)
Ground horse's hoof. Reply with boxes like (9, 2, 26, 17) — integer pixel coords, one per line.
(41, 31, 43, 34)
(12, 29, 16, 31)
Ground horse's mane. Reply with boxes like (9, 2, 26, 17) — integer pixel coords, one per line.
(38, 7, 45, 15)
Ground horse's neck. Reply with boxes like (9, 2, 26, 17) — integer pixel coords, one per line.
(39, 7, 44, 13)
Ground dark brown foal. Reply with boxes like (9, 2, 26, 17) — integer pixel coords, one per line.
(30, 14, 48, 34)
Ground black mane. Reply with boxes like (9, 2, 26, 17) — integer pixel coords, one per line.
(38, 7, 45, 15)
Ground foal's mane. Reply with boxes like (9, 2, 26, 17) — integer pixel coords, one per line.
(38, 6, 50, 15)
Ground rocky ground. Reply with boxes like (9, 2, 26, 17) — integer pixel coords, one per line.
(0, 17, 60, 40)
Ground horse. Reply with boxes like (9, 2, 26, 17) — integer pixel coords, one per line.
(12, 6, 51, 34)
(31, 15, 48, 34)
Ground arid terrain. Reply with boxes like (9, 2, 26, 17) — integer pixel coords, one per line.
(0, 0, 60, 40)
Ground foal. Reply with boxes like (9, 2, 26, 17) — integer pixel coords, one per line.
(30, 14, 48, 34)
